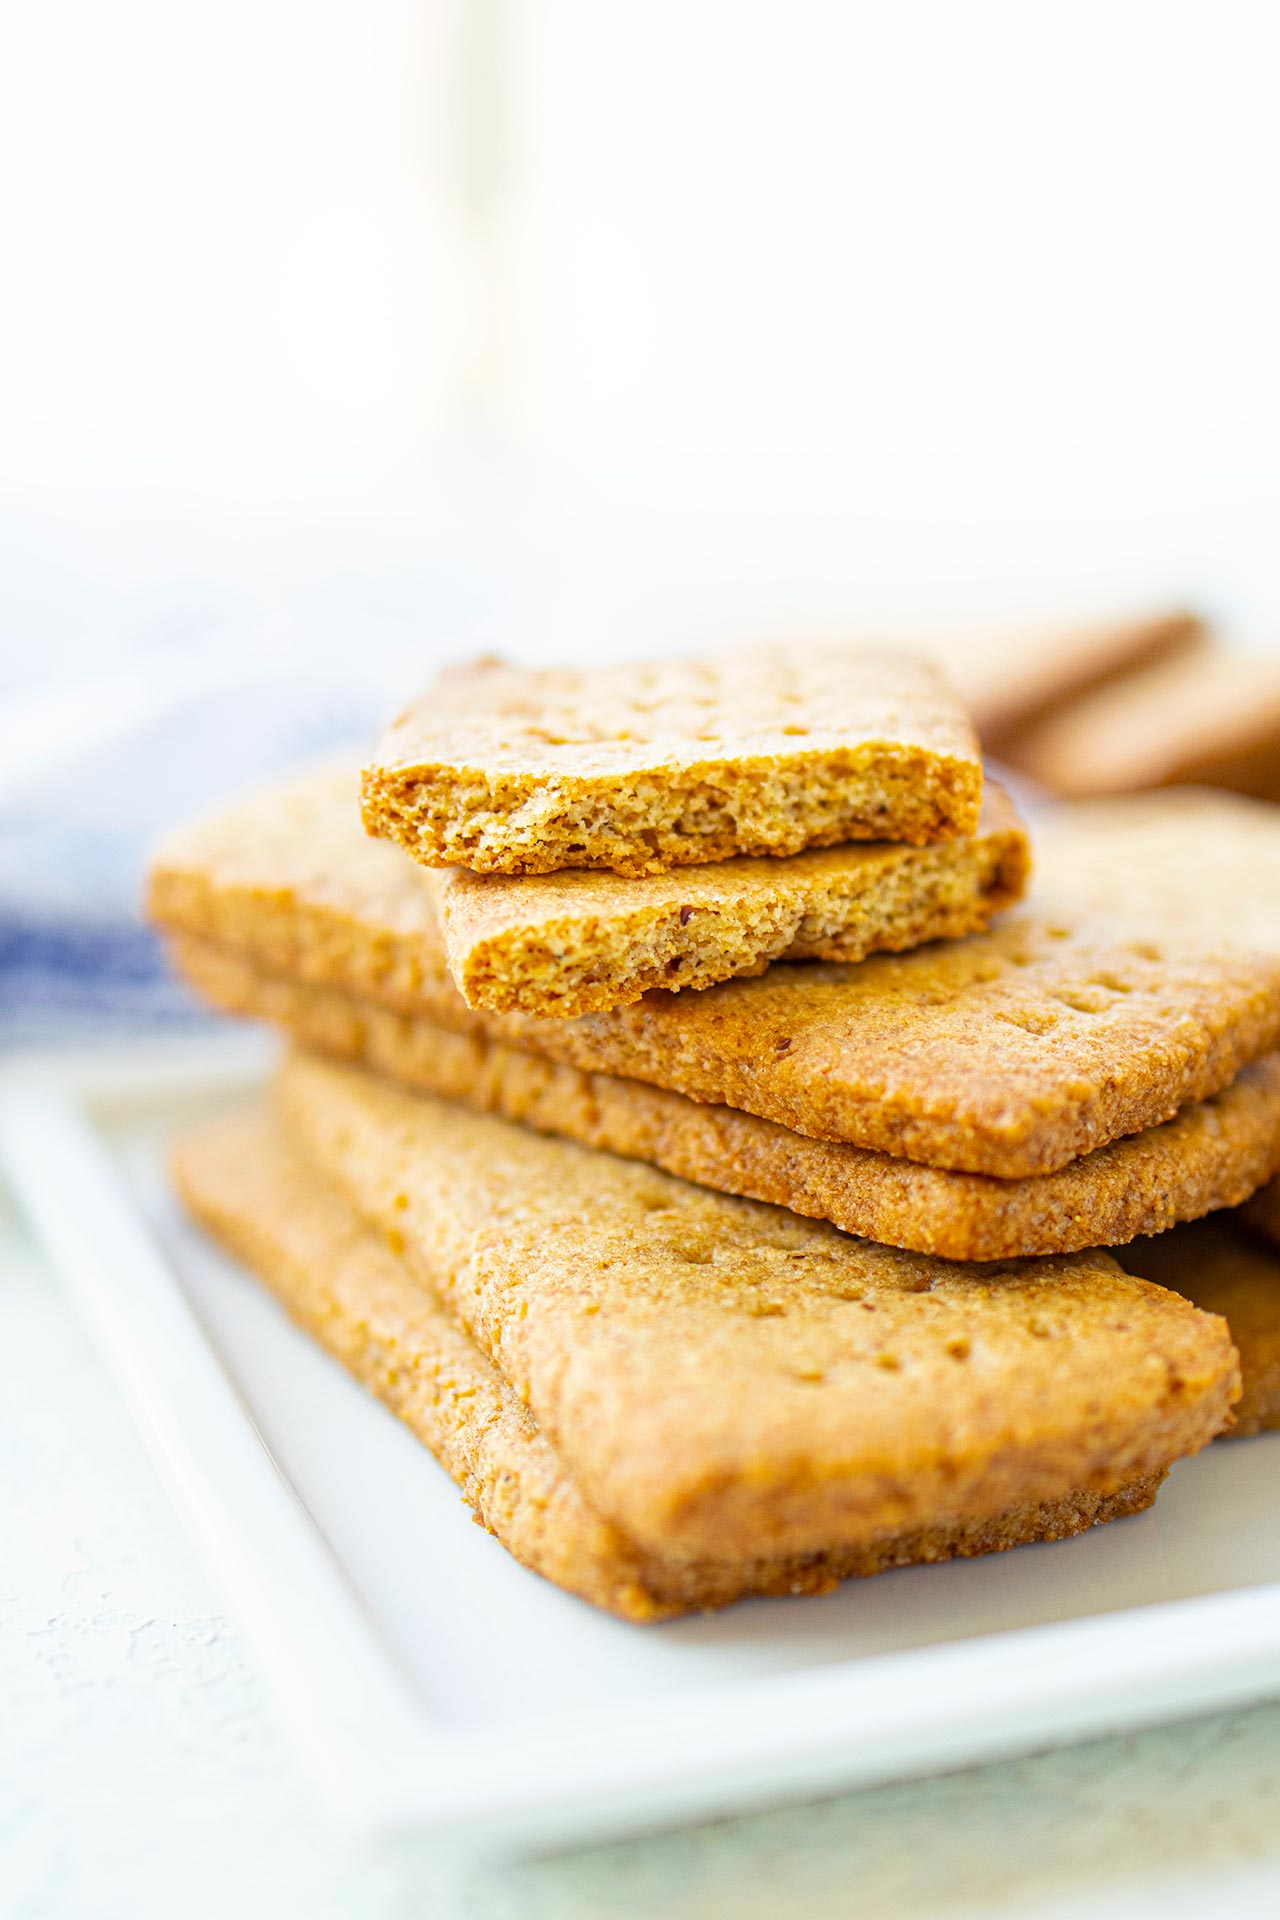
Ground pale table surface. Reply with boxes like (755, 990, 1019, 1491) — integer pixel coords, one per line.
(5, 1195, 1280, 1920)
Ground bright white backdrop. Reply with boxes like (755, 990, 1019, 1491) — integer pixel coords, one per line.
(2, 0, 1280, 693)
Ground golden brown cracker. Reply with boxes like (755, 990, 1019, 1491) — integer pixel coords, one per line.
(270, 1051, 1237, 1564)
(361, 648, 984, 875)
(175, 1103, 1171, 1618)
(165, 939, 1280, 1262)
(147, 770, 1280, 1178)
(436, 783, 1029, 1018)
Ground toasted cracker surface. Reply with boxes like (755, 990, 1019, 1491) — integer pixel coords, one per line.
(266, 1051, 1236, 1563)
(1119, 1217, 1280, 1438)
(361, 649, 984, 875)
(164, 940, 1280, 1261)
(436, 782, 1029, 1018)
(147, 769, 1280, 1177)
(174, 1103, 1171, 1618)
(1039, 794, 1280, 1253)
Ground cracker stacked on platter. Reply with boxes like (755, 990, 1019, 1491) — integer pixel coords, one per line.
(149, 647, 1280, 1621)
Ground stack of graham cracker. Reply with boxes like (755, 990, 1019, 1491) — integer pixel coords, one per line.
(148, 646, 1280, 1623)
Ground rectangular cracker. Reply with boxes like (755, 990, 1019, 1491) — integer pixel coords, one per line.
(360, 648, 984, 876)
(164, 938, 1280, 1262)
(146, 769, 1280, 1178)
(1118, 1217, 1280, 1438)
(1005, 649, 1280, 802)
(268, 1050, 1236, 1565)
(435, 783, 1030, 1018)
(174, 1104, 1173, 1620)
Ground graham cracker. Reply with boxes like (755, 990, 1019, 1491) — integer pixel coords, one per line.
(174, 1103, 1172, 1620)
(164, 937, 1280, 1262)
(361, 649, 984, 876)
(146, 769, 1280, 1178)
(266, 1050, 1236, 1565)
(435, 782, 1030, 1018)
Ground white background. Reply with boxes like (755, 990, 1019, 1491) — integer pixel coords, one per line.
(3, 0, 1280, 693)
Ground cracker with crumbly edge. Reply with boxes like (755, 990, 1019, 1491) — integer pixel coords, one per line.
(434, 783, 1029, 1019)
(361, 649, 984, 877)
(147, 769, 1280, 1179)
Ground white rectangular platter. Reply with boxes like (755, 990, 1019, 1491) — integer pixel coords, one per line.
(6, 1032, 1280, 1856)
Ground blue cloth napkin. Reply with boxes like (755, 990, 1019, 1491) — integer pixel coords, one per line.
(0, 671, 382, 1047)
